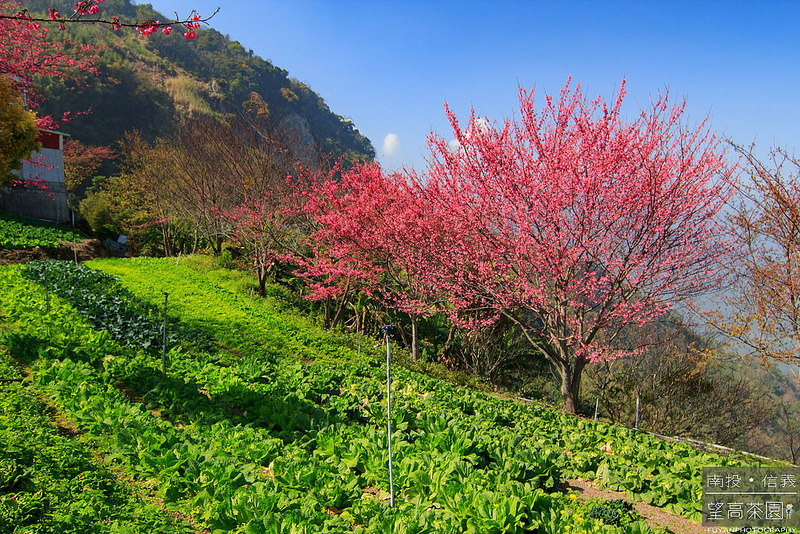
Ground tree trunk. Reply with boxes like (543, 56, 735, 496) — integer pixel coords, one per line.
(356, 310, 362, 354)
(330, 295, 348, 330)
(410, 313, 420, 361)
(559, 355, 588, 414)
(323, 298, 331, 330)
(161, 222, 173, 257)
(256, 264, 267, 297)
(445, 323, 457, 348)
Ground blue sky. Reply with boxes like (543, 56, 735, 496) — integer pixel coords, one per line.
(144, 0, 799, 171)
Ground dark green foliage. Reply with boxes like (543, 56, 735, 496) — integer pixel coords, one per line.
(586, 499, 634, 526)
(0, 211, 83, 250)
(77, 192, 118, 239)
(21, 260, 180, 354)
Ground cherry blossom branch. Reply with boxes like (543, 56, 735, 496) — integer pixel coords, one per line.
(3, 2, 219, 38)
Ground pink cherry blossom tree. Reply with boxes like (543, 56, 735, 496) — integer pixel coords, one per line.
(224, 193, 307, 298)
(298, 163, 437, 357)
(414, 79, 734, 413)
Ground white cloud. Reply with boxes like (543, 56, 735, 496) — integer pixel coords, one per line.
(382, 133, 400, 157)
(464, 117, 491, 140)
(448, 139, 461, 152)
(474, 117, 491, 133)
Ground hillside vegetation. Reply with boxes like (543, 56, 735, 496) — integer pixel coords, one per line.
(22, 0, 374, 163)
(0, 256, 779, 533)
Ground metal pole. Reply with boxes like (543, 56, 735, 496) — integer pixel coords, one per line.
(594, 398, 599, 423)
(381, 324, 395, 508)
(162, 292, 169, 375)
(635, 394, 640, 430)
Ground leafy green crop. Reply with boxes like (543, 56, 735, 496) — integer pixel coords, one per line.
(21, 260, 212, 355)
(0, 345, 193, 533)
(0, 211, 83, 249)
(587, 499, 634, 526)
(0, 258, 780, 533)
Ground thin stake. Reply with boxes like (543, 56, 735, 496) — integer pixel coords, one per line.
(161, 292, 169, 375)
(44, 278, 50, 314)
(594, 398, 599, 423)
(382, 324, 395, 508)
(635, 394, 640, 430)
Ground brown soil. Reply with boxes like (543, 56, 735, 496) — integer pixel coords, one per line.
(0, 239, 109, 265)
(48, 403, 82, 437)
(565, 478, 707, 534)
(361, 485, 387, 500)
(211, 340, 248, 359)
(114, 379, 172, 421)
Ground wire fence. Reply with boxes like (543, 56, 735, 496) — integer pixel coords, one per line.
(514, 396, 788, 465)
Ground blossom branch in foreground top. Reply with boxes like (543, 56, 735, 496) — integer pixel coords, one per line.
(0, 0, 100, 128)
(3, 1, 218, 39)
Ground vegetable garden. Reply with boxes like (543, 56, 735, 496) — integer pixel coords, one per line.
(0, 211, 83, 250)
(0, 257, 778, 533)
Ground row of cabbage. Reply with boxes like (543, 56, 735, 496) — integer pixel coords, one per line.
(88, 257, 764, 519)
(0, 211, 82, 249)
(0, 259, 763, 532)
(0, 346, 191, 533)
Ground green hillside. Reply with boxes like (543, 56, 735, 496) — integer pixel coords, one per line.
(0, 256, 781, 533)
(22, 0, 374, 163)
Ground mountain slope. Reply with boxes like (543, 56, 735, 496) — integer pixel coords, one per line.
(22, 0, 375, 163)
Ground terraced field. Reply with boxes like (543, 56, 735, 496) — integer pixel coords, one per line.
(0, 257, 776, 533)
